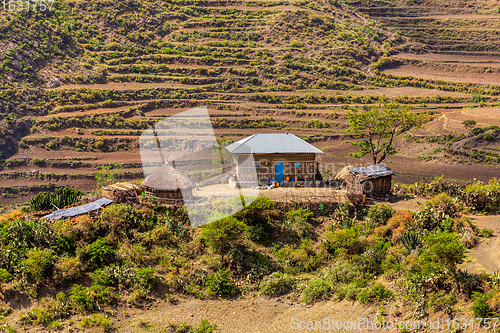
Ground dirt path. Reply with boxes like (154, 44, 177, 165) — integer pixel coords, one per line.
(117, 297, 389, 333)
(462, 215, 500, 274)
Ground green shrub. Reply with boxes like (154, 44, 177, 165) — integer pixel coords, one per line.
(366, 204, 395, 226)
(464, 178, 500, 213)
(248, 197, 275, 210)
(259, 272, 295, 297)
(479, 228, 494, 238)
(99, 204, 135, 235)
(286, 208, 314, 238)
(91, 265, 136, 288)
(324, 226, 365, 257)
(286, 208, 313, 223)
(84, 238, 116, 266)
(70, 284, 117, 312)
(356, 283, 393, 303)
(274, 240, 323, 274)
(80, 314, 113, 331)
(205, 269, 235, 296)
(135, 267, 156, 290)
(426, 291, 456, 315)
(201, 217, 247, 261)
(426, 192, 460, 218)
(70, 285, 93, 311)
(53, 256, 84, 284)
(195, 318, 217, 333)
(21, 248, 55, 283)
(471, 292, 492, 318)
(301, 278, 331, 304)
(0, 268, 12, 283)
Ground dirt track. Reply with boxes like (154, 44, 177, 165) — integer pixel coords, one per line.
(462, 215, 500, 274)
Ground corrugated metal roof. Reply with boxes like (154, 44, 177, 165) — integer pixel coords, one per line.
(225, 133, 323, 154)
(41, 198, 113, 219)
(346, 165, 395, 178)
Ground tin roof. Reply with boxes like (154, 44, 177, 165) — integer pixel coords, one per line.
(225, 133, 323, 154)
(346, 165, 395, 178)
(41, 198, 113, 219)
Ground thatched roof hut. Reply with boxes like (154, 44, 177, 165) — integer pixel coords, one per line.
(102, 182, 142, 201)
(141, 163, 195, 199)
(335, 165, 395, 195)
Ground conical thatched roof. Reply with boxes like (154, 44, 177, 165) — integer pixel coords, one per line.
(141, 163, 195, 191)
(334, 165, 355, 182)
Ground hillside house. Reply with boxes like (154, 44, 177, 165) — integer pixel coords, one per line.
(225, 133, 323, 186)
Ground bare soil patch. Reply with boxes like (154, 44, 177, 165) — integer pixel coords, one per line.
(383, 65, 500, 85)
(461, 215, 500, 274)
(395, 53, 500, 63)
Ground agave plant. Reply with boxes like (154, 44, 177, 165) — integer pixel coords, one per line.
(492, 271, 500, 288)
(401, 231, 422, 252)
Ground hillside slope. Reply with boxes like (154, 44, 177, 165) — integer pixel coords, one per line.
(1, 0, 500, 205)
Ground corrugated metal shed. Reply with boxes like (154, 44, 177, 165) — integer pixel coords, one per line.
(346, 165, 395, 178)
(41, 198, 113, 219)
(225, 133, 323, 154)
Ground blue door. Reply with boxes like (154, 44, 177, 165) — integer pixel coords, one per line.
(274, 162, 284, 183)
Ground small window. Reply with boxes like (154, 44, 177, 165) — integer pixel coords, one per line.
(294, 162, 300, 168)
(254, 162, 258, 167)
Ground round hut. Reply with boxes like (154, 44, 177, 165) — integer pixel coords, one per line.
(141, 163, 195, 199)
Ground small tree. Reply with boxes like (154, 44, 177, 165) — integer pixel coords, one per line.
(462, 120, 477, 136)
(425, 232, 466, 293)
(201, 217, 247, 262)
(345, 104, 423, 164)
(95, 162, 123, 189)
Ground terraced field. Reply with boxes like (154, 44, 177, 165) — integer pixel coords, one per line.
(347, 0, 500, 82)
(1, 0, 500, 206)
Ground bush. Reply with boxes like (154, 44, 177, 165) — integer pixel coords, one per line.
(301, 278, 331, 304)
(356, 283, 393, 304)
(426, 192, 460, 218)
(479, 228, 494, 238)
(0, 268, 12, 283)
(70, 284, 117, 312)
(324, 226, 365, 257)
(84, 238, 116, 267)
(274, 240, 323, 274)
(259, 272, 295, 297)
(201, 217, 247, 261)
(80, 314, 113, 331)
(471, 292, 492, 318)
(53, 256, 84, 284)
(205, 269, 235, 296)
(248, 197, 275, 210)
(70, 285, 93, 312)
(366, 204, 395, 226)
(195, 318, 217, 333)
(135, 267, 156, 290)
(464, 178, 500, 213)
(100, 204, 135, 236)
(286, 208, 314, 237)
(286, 208, 313, 223)
(21, 248, 55, 283)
